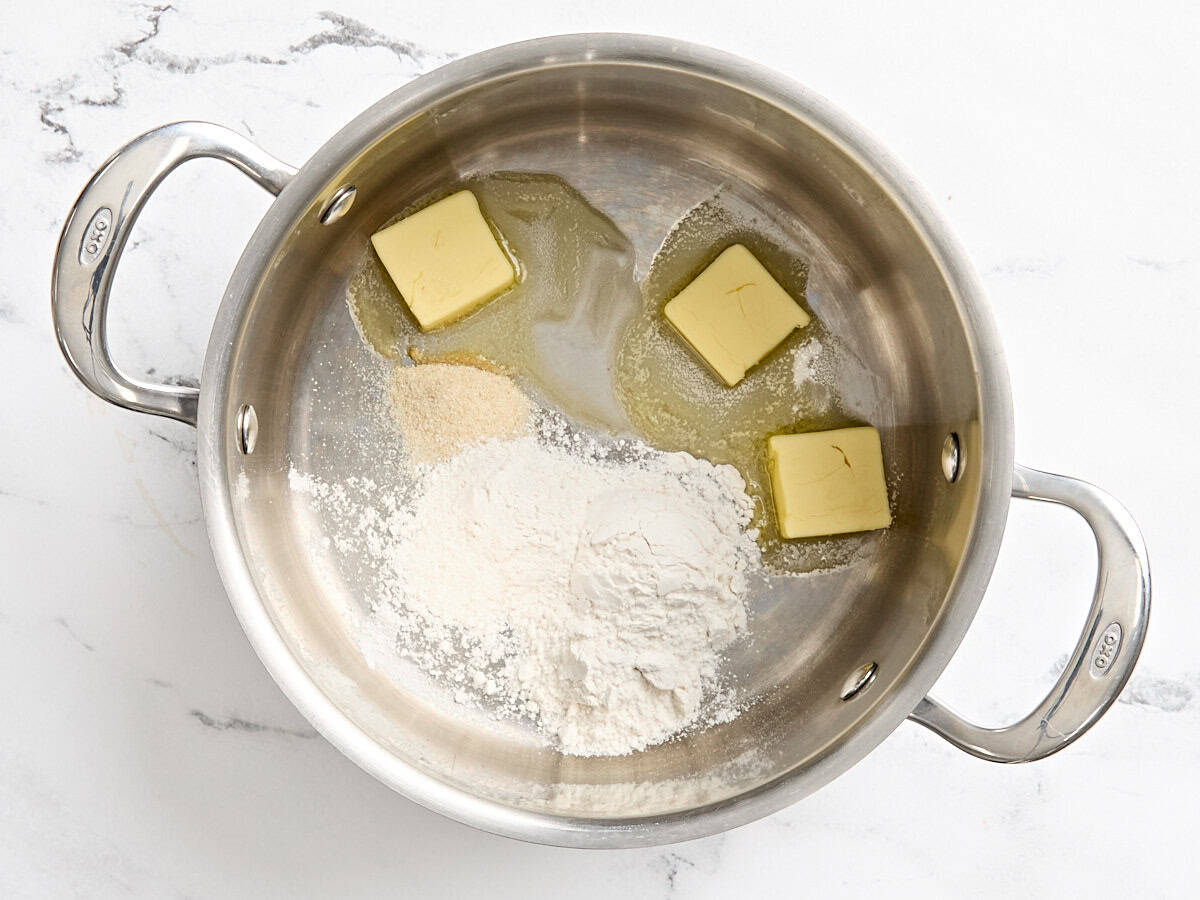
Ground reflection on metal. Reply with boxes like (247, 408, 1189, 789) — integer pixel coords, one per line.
(319, 185, 357, 225)
(841, 662, 879, 701)
(236, 404, 258, 455)
(941, 432, 961, 483)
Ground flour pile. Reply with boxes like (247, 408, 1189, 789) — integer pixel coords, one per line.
(290, 399, 760, 755)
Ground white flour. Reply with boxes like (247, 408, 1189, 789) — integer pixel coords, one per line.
(290, 415, 759, 756)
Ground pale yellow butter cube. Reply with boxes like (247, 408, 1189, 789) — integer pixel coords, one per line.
(664, 244, 810, 386)
(767, 426, 892, 539)
(370, 190, 516, 331)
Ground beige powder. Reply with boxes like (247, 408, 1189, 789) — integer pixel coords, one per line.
(386, 362, 531, 463)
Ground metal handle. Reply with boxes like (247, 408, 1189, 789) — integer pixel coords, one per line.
(909, 464, 1150, 762)
(51, 121, 296, 427)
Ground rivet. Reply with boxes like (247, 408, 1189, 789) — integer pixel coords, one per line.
(236, 403, 258, 455)
(941, 432, 962, 483)
(840, 662, 878, 701)
(319, 185, 357, 225)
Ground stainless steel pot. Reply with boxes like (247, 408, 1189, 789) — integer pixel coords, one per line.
(52, 34, 1150, 848)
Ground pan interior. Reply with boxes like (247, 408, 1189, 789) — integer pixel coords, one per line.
(221, 58, 985, 820)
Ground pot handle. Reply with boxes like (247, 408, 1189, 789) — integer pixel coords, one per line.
(51, 121, 296, 427)
(908, 464, 1150, 762)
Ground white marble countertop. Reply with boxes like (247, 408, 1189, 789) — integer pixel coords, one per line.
(2, 1, 1195, 895)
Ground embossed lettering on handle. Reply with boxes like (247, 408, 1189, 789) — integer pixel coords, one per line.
(78, 207, 113, 265)
(52, 122, 296, 426)
(1090, 622, 1123, 677)
(909, 466, 1149, 763)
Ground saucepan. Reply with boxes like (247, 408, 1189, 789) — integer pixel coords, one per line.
(51, 34, 1150, 847)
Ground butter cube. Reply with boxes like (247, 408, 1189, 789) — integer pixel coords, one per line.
(767, 426, 892, 539)
(370, 190, 516, 331)
(664, 244, 810, 386)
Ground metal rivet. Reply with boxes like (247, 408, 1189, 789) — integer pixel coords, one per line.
(236, 403, 258, 455)
(319, 185, 357, 225)
(840, 662, 878, 701)
(941, 432, 962, 483)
